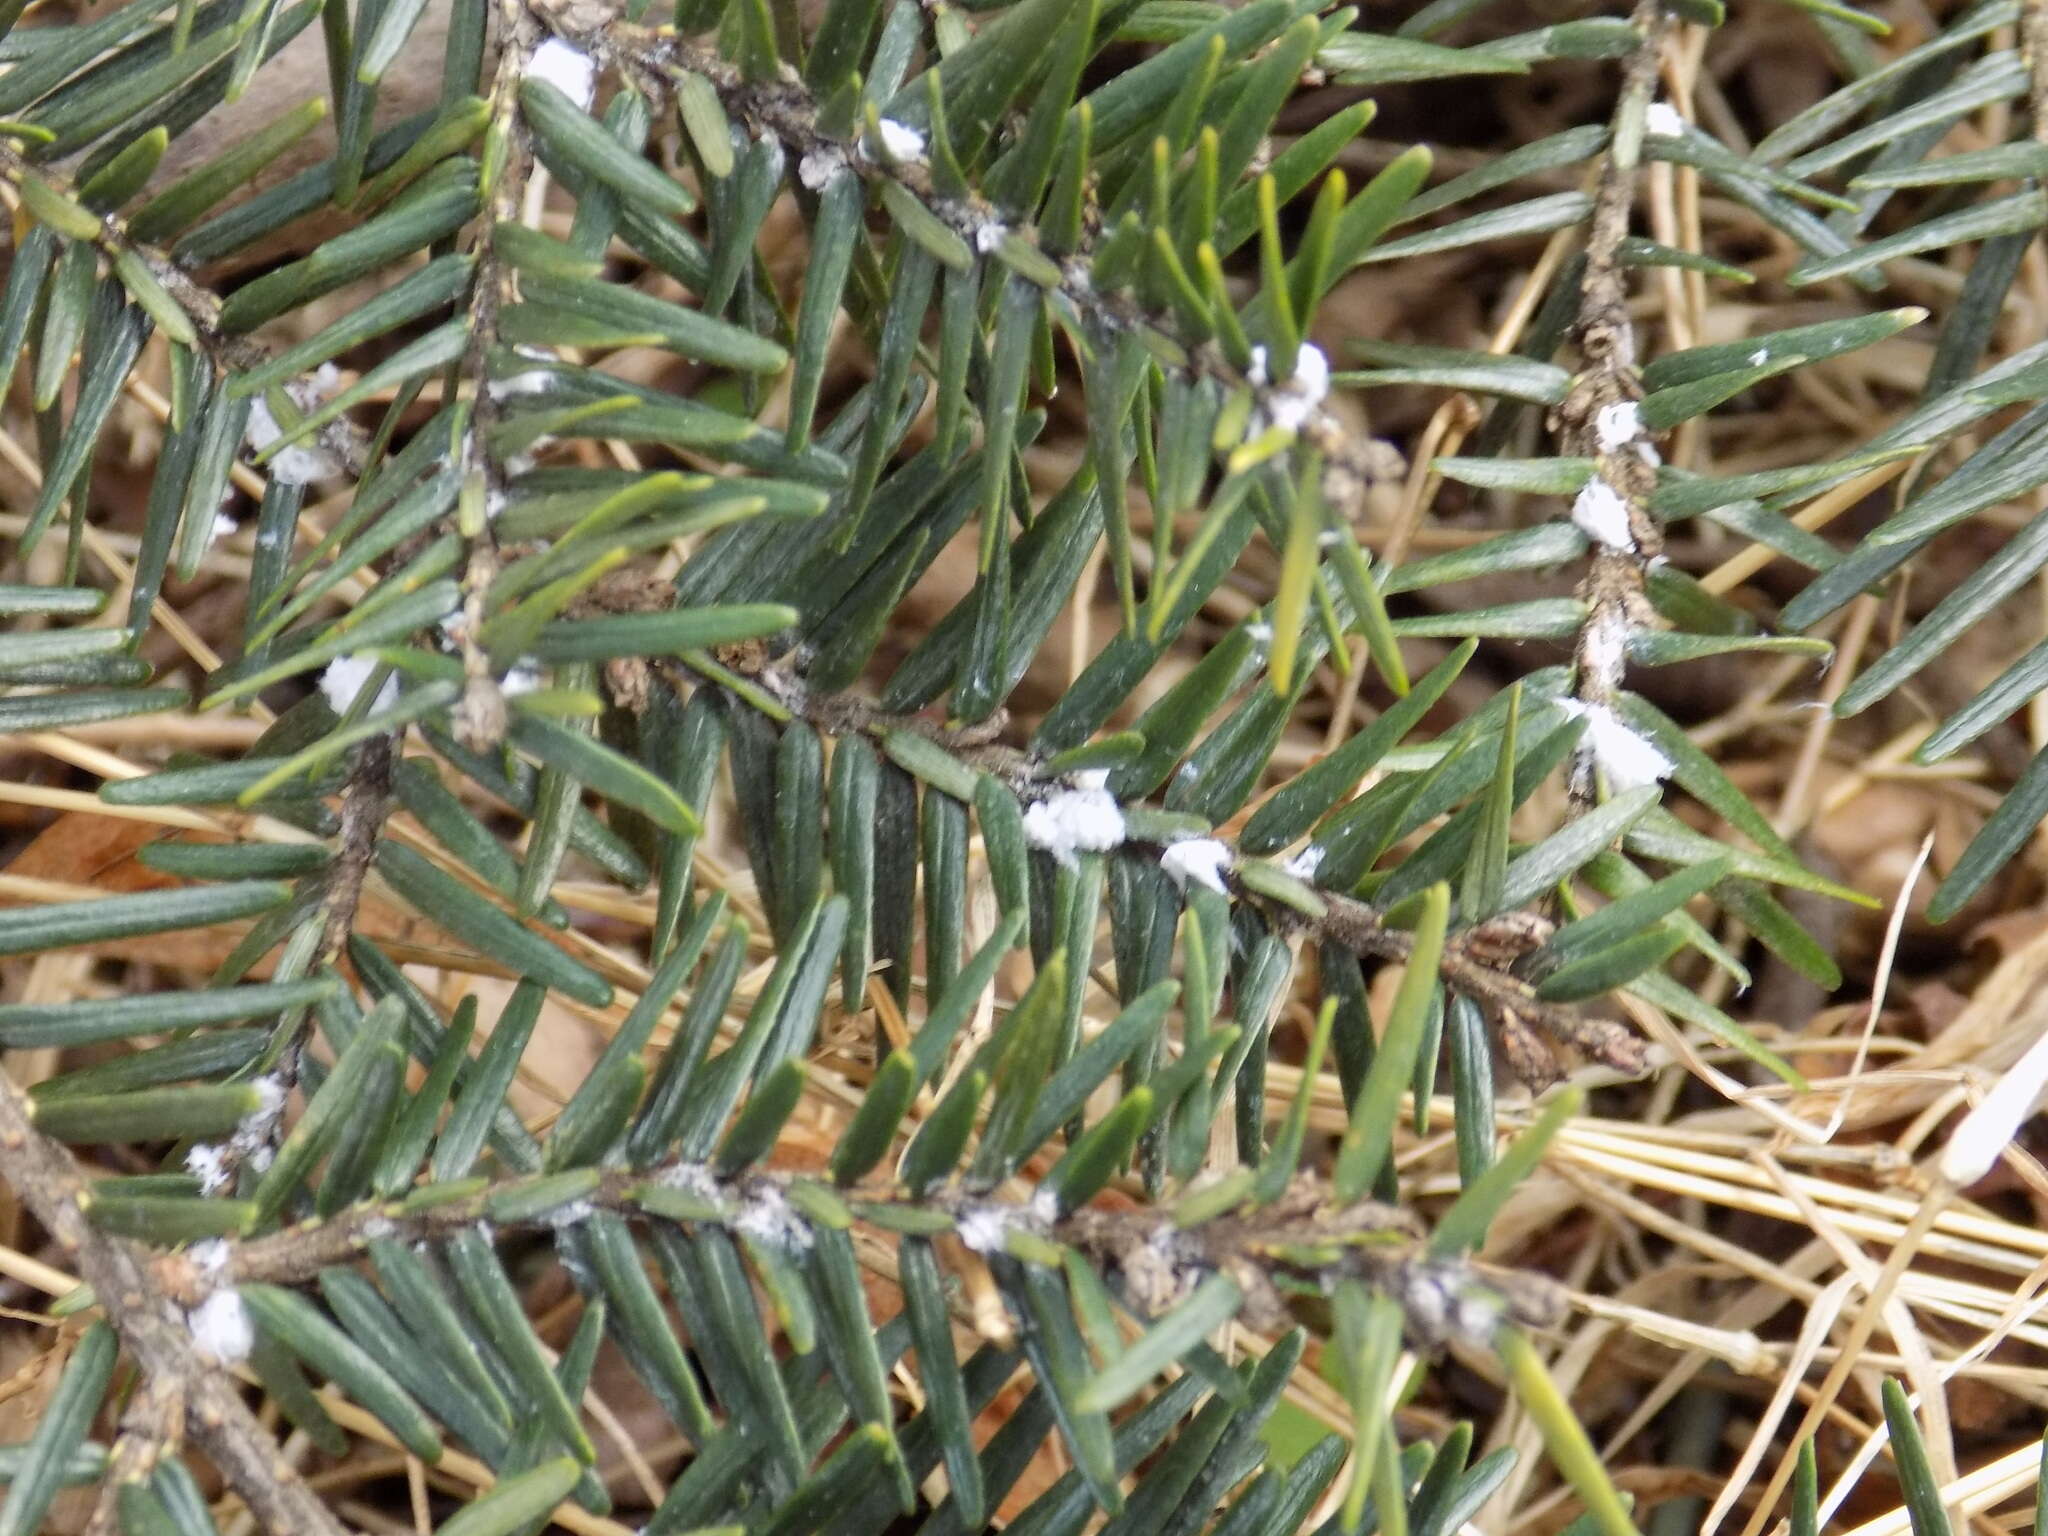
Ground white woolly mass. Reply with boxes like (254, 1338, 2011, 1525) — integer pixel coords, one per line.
(185, 1143, 229, 1196)
(500, 660, 544, 696)
(1940, 1028, 2048, 1186)
(1559, 699, 1672, 791)
(1290, 343, 1330, 399)
(1594, 401, 1645, 453)
(1160, 837, 1232, 894)
(798, 147, 848, 192)
(1571, 477, 1636, 552)
(225, 1075, 288, 1171)
(189, 1239, 232, 1276)
(485, 490, 508, 524)
(1281, 844, 1325, 882)
(1581, 605, 1630, 683)
(1748, 348, 1769, 367)
(974, 220, 1007, 255)
(1253, 343, 1330, 437)
(245, 397, 339, 485)
(210, 512, 239, 547)
(488, 370, 555, 400)
(546, 1200, 596, 1229)
(188, 1289, 253, 1365)
(658, 1161, 727, 1207)
(320, 654, 400, 716)
(528, 38, 597, 110)
(873, 118, 927, 164)
(1644, 101, 1687, 138)
(732, 1185, 814, 1253)
(1245, 345, 1269, 386)
(1023, 785, 1126, 864)
(955, 1205, 1012, 1255)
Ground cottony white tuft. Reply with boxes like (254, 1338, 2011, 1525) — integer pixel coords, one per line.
(1748, 348, 1769, 366)
(1023, 785, 1126, 865)
(1559, 699, 1672, 791)
(1939, 1027, 2048, 1186)
(488, 370, 555, 400)
(320, 654, 399, 716)
(797, 147, 848, 192)
(974, 219, 1008, 255)
(1593, 401, 1646, 454)
(1160, 837, 1232, 894)
(1253, 343, 1331, 436)
(657, 1162, 727, 1207)
(528, 38, 597, 110)
(185, 1143, 229, 1196)
(1644, 101, 1687, 137)
(245, 397, 339, 485)
(227, 1075, 288, 1168)
(1580, 605, 1630, 682)
(500, 660, 544, 696)
(1281, 844, 1325, 882)
(188, 1289, 253, 1365)
(873, 118, 927, 164)
(1571, 477, 1636, 551)
(210, 511, 239, 546)
(732, 1185, 814, 1253)
(955, 1205, 1011, 1255)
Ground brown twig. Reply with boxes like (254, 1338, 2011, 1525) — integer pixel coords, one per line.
(448, 0, 550, 752)
(2025, 0, 2048, 144)
(317, 737, 398, 966)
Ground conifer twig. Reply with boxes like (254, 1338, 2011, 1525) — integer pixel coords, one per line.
(160, 1157, 1563, 1354)
(0, 1067, 346, 1536)
(674, 655, 1647, 1074)
(448, 0, 550, 751)
(1554, 0, 1673, 810)
(526, 0, 1403, 497)
(0, 141, 370, 481)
